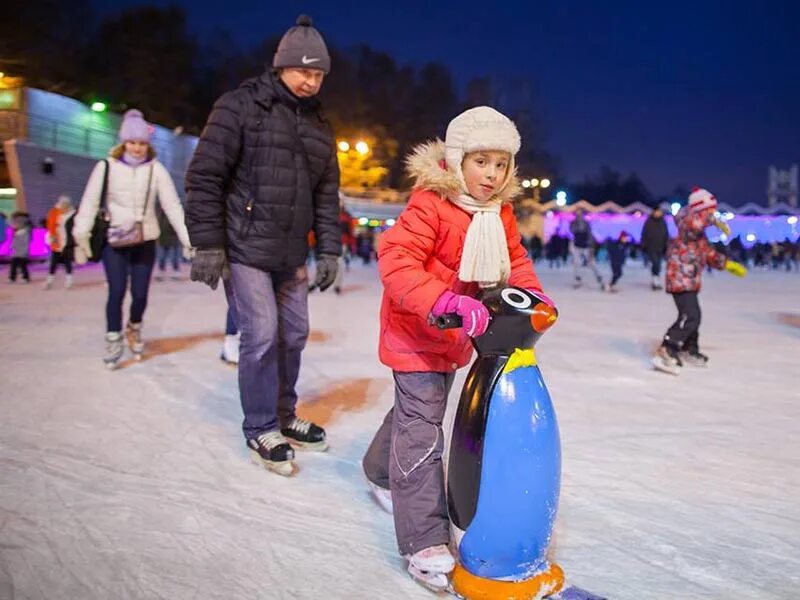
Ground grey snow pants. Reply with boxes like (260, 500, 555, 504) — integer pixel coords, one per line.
(362, 371, 455, 555)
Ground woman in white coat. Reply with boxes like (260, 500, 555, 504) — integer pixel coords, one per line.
(73, 109, 191, 369)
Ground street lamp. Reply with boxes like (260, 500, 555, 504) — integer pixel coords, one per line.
(522, 177, 552, 204)
(355, 140, 370, 155)
(337, 140, 350, 152)
(555, 190, 567, 207)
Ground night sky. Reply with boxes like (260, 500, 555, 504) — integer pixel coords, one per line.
(99, 0, 800, 206)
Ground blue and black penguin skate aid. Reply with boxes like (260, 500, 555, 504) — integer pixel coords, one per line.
(436, 287, 604, 600)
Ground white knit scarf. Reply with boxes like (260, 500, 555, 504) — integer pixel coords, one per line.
(452, 194, 510, 287)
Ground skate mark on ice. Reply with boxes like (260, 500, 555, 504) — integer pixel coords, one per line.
(307, 330, 331, 343)
(776, 312, 800, 329)
(298, 378, 391, 428)
(114, 331, 222, 369)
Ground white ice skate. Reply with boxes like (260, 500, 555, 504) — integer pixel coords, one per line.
(406, 545, 455, 593)
(104, 332, 124, 370)
(125, 322, 144, 360)
(652, 346, 680, 375)
(366, 479, 393, 514)
(220, 334, 240, 365)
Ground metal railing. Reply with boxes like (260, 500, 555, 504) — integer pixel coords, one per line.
(27, 112, 118, 159)
(0, 110, 195, 191)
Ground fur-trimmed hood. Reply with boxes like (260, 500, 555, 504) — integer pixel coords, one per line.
(404, 139, 521, 204)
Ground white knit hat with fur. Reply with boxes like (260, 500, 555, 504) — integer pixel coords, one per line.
(445, 106, 521, 194)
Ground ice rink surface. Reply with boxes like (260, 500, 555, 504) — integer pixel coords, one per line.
(1, 260, 798, 599)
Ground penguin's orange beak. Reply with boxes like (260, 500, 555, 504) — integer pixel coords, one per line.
(530, 302, 558, 333)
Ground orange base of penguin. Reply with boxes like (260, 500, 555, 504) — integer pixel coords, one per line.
(451, 562, 565, 600)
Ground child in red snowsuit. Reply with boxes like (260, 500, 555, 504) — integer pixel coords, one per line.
(652, 187, 746, 374)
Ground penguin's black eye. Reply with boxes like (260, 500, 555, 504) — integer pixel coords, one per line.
(501, 288, 532, 309)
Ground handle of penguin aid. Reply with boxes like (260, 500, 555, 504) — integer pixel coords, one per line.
(435, 314, 463, 329)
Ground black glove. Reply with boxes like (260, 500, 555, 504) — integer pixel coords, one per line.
(190, 248, 230, 291)
(311, 254, 339, 292)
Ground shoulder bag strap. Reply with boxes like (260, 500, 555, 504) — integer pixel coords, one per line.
(137, 163, 154, 224)
(99, 159, 110, 218)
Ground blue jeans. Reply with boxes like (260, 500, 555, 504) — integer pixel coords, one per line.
(224, 263, 310, 440)
(157, 243, 181, 272)
(102, 241, 156, 332)
(225, 304, 239, 336)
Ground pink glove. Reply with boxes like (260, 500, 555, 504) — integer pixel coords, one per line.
(431, 291, 490, 338)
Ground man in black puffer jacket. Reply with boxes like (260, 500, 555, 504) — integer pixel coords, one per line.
(185, 15, 340, 476)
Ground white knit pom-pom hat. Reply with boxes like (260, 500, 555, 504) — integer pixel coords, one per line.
(688, 187, 717, 212)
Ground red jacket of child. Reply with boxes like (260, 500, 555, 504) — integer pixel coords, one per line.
(665, 207, 727, 293)
(378, 140, 542, 373)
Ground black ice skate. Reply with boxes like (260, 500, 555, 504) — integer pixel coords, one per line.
(652, 344, 682, 375)
(281, 417, 328, 451)
(681, 349, 709, 368)
(248, 431, 296, 476)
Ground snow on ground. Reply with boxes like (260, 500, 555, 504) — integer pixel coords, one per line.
(1, 259, 798, 600)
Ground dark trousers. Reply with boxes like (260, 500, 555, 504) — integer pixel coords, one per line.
(647, 250, 663, 276)
(157, 243, 181, 272)
(224, 263, 309, 440)
(101, 241, 157, 332)
(49, 251, 73, 275)
(363, 371, 455, 555)
(225, 303, 239, 336)
(610, 260, 623, 286)
(9, 257, 30, 281)
(664, 291, 701, 352)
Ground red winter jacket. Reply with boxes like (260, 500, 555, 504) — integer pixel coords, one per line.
(378, 141, 542, 372)
(665, 207, 727, 293)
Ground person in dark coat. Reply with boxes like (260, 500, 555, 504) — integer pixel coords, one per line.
(569, 209, 604, 289)
(605, 231, 630, 292)
(155, 205, 182, 281)
(184, 15, 341, 476)
(641, 206, 670, 290)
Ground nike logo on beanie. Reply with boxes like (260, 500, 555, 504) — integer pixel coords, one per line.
(273, 15, 331, 74)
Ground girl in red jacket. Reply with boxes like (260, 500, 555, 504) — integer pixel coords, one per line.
(652, 187, 747, 375)
(361, 106, 545, 590)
